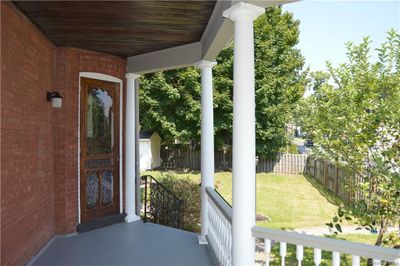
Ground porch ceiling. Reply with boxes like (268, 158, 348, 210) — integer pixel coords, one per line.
(12, 1, 216, 57)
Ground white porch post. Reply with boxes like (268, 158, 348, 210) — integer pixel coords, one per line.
(125, 73, 141, 223)
(223, 2, 264, 265)
(196, 60, 217, 244)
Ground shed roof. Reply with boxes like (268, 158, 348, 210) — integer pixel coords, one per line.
(140, 131, 156, 139)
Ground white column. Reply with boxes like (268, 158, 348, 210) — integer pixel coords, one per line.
(223, 2, 264, 265)
(125, 73, 141, 223)
(196, 60, 217, 244)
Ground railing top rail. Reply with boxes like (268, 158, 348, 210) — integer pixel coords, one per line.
(141, 175, 183, 204)
(206, 186, 232, 223)
(252, 226, 400, 262)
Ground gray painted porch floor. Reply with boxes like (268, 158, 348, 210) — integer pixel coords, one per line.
(31, 221, 217, 266)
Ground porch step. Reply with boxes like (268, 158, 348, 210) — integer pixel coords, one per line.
(78, 213, 127, 233)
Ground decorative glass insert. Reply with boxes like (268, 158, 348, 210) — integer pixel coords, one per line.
(86, 171, 100, 209)
(87, 88, 114, 155)
(101, 170, 113, 206)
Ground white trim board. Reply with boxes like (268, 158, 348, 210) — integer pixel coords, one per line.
(78, 72, 124, 224)
(127, 0, 297, 74)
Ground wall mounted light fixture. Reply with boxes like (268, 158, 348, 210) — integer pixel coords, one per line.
(47, 92, 63, 108)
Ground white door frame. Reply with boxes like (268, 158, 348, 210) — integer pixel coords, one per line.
(78, 72, 124, 224)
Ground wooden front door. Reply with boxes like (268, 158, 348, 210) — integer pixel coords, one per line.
(80, 77, 120, 223)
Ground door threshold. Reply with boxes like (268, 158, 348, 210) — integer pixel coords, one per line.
(78, 213, 127, 233)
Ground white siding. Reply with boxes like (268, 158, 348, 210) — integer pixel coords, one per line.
(139, 140, 151, 170)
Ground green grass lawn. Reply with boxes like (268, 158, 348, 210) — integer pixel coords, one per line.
(143, 170, 378, 246)
(145, 171, 339, 229)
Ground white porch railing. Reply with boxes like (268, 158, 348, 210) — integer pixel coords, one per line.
(206, 186, 232, 266)
(252, 226, 400, 266)
(205, 186, 400, 266)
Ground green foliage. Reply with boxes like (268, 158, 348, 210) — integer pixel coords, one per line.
(254, 7, 308, 157)
(213, 45, 234, 147)
(140, 68, 201, 144)
(383, 232, 400, 248)
(326, 204, 353, 234)
(156, 171, 201, 232)
(279, 144, 299, 154)
(299, 29, 400, 247)
(146, 171, 342, 230)
(140, 7, 308, 156)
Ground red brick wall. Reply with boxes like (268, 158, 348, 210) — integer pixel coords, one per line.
(54, 47, 126, 234)
(1, 3, 56, 265)
(1, 3, 127, 265)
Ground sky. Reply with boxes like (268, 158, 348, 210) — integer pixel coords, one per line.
(282, 0, 400, 73)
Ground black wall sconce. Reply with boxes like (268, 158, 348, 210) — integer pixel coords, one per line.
(47, 92, 63, 108)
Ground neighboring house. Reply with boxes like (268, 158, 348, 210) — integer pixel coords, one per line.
(139, 131, 161, 170)
(1, 1, 399, 266)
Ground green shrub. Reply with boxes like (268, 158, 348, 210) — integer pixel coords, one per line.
(279, 144, 299, 154)
(156, 171, 201, 232)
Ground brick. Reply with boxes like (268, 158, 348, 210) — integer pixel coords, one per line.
(1, 3, 127, 265)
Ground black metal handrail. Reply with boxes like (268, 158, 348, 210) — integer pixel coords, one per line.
(141, 175, 184, 229)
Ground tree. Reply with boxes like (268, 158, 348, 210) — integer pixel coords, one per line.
(254, 7, 308, 157)
(140, 7, 308, 157)
(299, 30, 400, 247)
(213, 46, 234, 148)
(139, 67, 201, 144)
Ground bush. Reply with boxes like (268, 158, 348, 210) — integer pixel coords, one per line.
(279, 144, 299, 154)
(156, 171, 201, 232)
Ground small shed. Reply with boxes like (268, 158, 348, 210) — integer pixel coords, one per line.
(139, 131, 161, 170)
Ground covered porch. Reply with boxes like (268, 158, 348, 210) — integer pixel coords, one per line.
(29, 221, 216, 266)
(2, 0, 400, 265)
(29, 190, 400, 266)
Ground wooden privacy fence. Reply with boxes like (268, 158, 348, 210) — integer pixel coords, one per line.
(256, 153, 308, 174)
(160, 146, 366, 206)
(305, 156, 365, 205)
(160, 147, 308, 174)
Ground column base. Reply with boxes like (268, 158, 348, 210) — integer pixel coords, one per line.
(125, 214, 140, 223)
(198, 235, 208, 245)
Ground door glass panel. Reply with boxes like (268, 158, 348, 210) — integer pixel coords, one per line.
(101, 170, 113, 206)
(87, 171, 100, 209)
(87, 88, 114, 155)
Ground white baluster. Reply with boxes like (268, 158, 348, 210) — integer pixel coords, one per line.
(332, 252, 340, 266)
(280, 242, 287, 266)
(216, 212, 221, 261)
(296, 245, 304, 266)
(373, 259, 381, 266)
(221, 219, 228, 263)
(219, 214, 223, 263)
(225, 220, 229, 265)
(352, 255, 360, 266)
(228, 223, 232, 266)
(314, 248, 322, 266)
(264, 239, 271, 266)
(206, 198, 233, 266)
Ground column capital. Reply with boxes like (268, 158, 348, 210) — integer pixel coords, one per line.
(125, 73, 140, 80)
(223, 2, 264, 22)
(195, 60, 217, 70)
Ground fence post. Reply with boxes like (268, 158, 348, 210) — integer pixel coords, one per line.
(314, 158, 317, 179)
(324, 161, 328, 187)
(334, 166, 339, 196)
